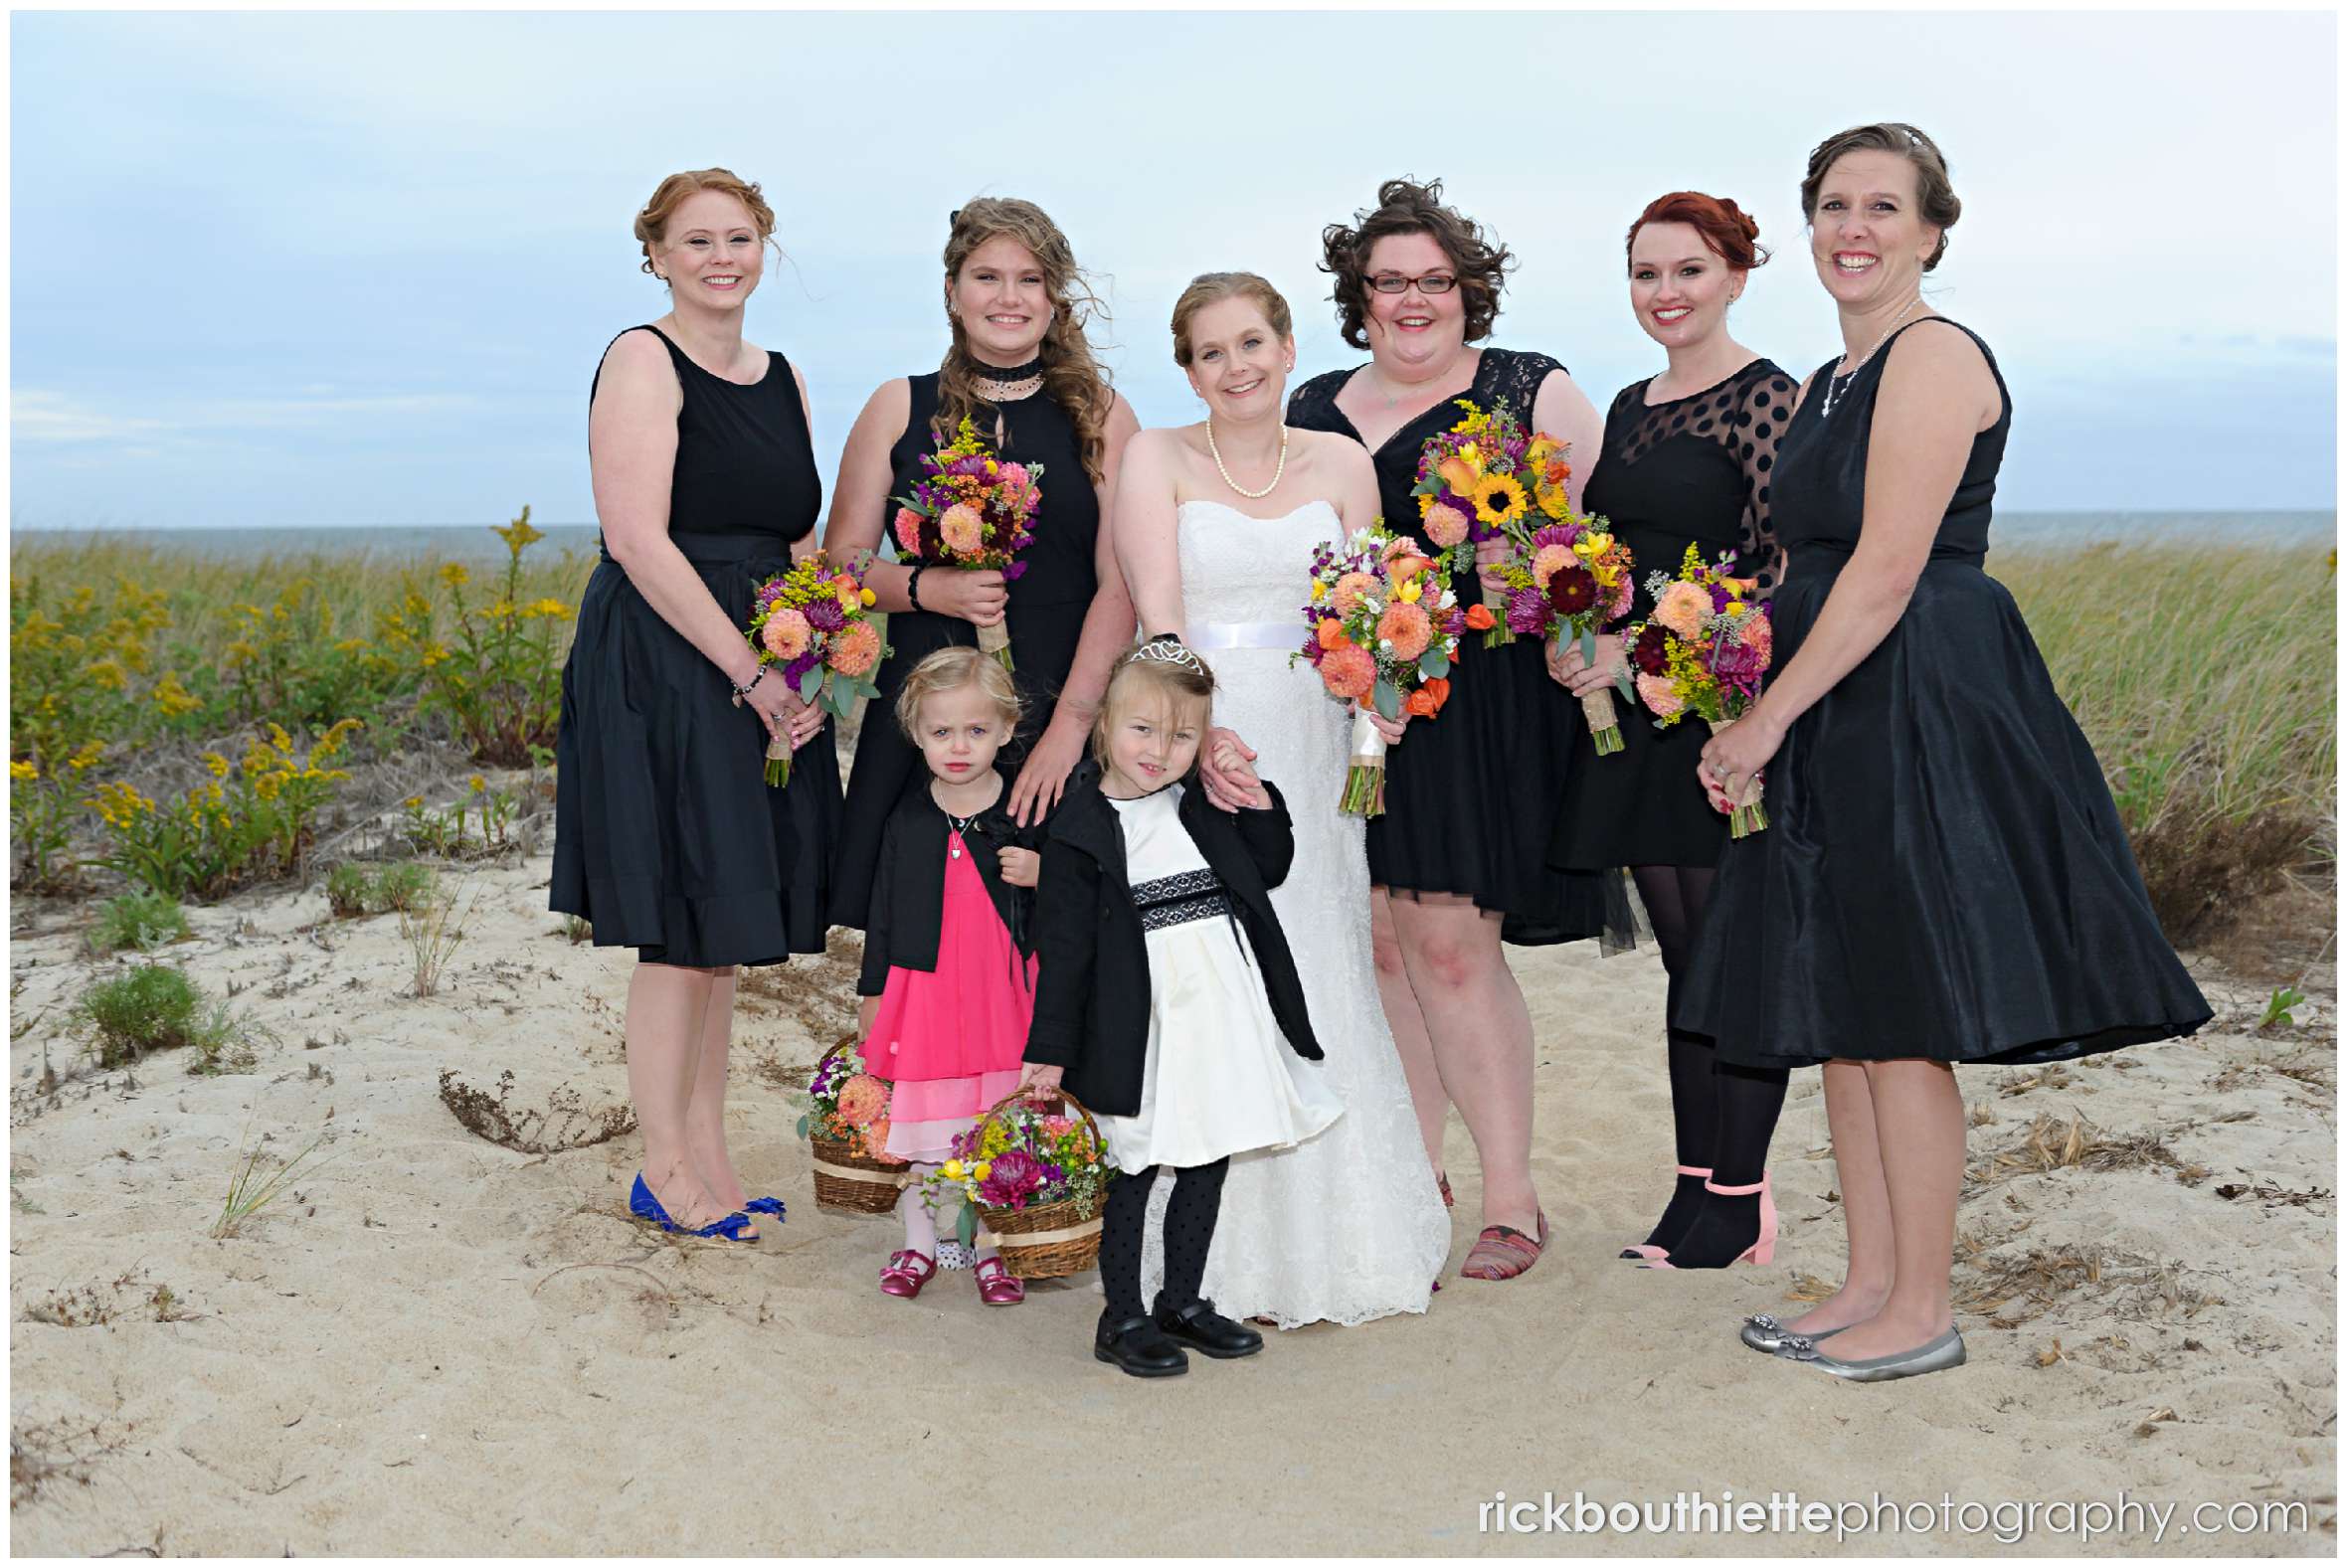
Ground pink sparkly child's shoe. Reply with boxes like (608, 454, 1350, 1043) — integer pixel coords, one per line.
(974, 1256, 1025, 1306)
(879, 1249, 937, 1299)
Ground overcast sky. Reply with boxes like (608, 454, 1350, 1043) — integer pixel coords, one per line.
(10, 8, 2337, 534)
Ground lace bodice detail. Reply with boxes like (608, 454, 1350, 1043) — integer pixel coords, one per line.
(1588, 359, 1796, 597)
(1174, 498, 1341, 632)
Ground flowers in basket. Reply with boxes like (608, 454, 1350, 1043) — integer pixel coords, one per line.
(743, 551, 888, 786)
(890, 416, 1042, 669)
(1627, 544, 1775, 836)
(1494, 510, 1639, 755)
(1292, 520, 1466, 816)
(791, 1041, 907, 1166)
(920, 1098, 1107, 1248)
(1410, 398, 1571, 646)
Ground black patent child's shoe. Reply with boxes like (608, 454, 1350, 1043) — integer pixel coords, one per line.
(1153, 1296, 1265, 1359)
(1095, 1314, 1189, 1378)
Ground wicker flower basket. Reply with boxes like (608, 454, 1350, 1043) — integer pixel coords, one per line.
(804, 1038, 909, 1216)
(969, 1091, 1106, 1280)
(809, 1133, 910, 1215)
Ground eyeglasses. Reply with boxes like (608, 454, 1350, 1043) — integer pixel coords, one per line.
(1367, 271, 1458, 295)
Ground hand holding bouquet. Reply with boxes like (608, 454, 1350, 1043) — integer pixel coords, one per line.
(1411, 398, 1561, 647)
(743, 551, 888, 786)
(1293, 519, 1467, 816)
(890, 416, 1042, 669)
(1495, 511, 1638, 754)
(1627, 544, 1774, 835)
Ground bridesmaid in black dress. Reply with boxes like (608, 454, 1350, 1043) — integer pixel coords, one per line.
(1680, 126, 2211, 1380)
(825, 200, 1138, 995)
(1285, 178, 1622, 1282)
(1545, 193, 1796, 1270)
(551, 169, 841, 1240)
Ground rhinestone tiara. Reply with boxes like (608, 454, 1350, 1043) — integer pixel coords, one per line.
(1126, 637, 1207, 676)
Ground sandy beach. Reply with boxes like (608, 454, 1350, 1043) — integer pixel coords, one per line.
(7, 843, 2334, 1557)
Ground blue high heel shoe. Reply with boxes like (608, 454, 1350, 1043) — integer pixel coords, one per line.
(742, 1196, 788, 1222)
(629, 1173, 756, 1242)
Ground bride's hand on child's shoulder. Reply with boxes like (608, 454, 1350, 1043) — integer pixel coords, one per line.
(996, 845, 1040, 888)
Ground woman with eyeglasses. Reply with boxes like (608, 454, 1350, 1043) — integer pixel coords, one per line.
(1282, 178, 1626, 1284)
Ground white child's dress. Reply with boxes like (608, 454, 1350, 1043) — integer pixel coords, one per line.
(1095, 784, 1344, 1174)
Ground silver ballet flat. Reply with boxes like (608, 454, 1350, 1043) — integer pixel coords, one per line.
(1739, 1313, 1849, 1354)
(1775, 1326, 1967, 1382)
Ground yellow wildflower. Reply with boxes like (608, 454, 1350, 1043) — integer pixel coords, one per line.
(202, 752, 231, 778)
(439, 562, 471, 590)
(493, 508, 543, 559)
(67, 741, 103, 774)
(403, 795, 424, 810)
(10, 760, 37, 783)
(469, 775, 487, 793)
(86, 658, 128, 693)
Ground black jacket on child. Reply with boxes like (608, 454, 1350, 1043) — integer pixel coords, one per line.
(856, 779, 1040, 998)
(1022, 763, 1321, 1117)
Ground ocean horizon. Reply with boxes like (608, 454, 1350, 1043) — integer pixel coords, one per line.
(7, 510, 2337, 563)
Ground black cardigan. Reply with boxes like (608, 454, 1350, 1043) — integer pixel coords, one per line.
(856, 783, 1040, 997)
(1022, 765, 1320, 1118)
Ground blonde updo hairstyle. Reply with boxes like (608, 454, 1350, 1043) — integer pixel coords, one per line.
(937, 198, 1119, 484)
(893, 646, 1023, 744)
(1799, 122, 1961, 271)
(1171, 272, 1294, 367)
(1091, 642, 1217, 776)
(634, 168, 777, 278)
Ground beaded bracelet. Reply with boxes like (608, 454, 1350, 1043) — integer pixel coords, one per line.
(906, 564, 927, 612)
(728, 664, 769, 708)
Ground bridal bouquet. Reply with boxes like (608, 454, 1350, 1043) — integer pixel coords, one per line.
(1293, 520, 1466, 816)
(1629, 544, 1774, 836)
(743, 551, 888, 786)
(890, 416, 1042, 669)
(1494, 512, 1639, 755)
(1410, 397, 1569, 646)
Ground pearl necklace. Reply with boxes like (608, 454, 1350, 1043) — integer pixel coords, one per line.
(1819, 297, 1926, 419)
(1205, 417, 1288, 499)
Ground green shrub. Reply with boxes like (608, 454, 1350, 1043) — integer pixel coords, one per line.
(325, 859, 438, 918)
(87, 890, 189, 953)
(76, 964, 264, 1074)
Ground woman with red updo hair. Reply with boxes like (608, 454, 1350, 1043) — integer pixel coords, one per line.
(1544, 191, 1797, 1271)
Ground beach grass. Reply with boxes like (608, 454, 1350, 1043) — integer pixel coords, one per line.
(1990, 542, 2335, 941)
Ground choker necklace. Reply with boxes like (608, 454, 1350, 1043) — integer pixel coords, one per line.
(1205, 416, 1288, 499)
(969, 354, 1045, 402)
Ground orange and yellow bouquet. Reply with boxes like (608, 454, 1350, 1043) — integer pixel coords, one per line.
(1410, 399, 1573, 647)
(1495, 510, 1639, 755)
(1627, 544, 1774, 836)
(743, 551, 887, 786)
(1293, 520, 1467, 815)
(889, 416, 1043, 669)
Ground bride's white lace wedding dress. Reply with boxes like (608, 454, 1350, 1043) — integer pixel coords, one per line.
(1138, 497, 1452, 1327)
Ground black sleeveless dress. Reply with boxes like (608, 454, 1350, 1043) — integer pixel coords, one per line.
(1674, 320, 2211, 1068)
(827, 372, 1100, 932)
(1289, 348, 1626, 948)
(549, 325, 841, 966)
(1551, 359, 1797, 871)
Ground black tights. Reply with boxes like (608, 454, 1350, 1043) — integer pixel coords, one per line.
(1631, 866, 1790, 1260)
(1099, 1158, 1229, 1321)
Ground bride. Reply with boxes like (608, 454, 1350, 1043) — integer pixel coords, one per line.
(1109, 271, 1451, 1326)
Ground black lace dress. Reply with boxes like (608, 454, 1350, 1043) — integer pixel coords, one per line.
(551, 325, 841, 966)
(1288, 348, 1625, 947)
(828, 372, 1100, 932)
(1674, 320, 2212, 1067)
(1551, 359, 1796, 870)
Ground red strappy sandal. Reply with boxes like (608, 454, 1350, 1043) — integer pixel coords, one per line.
(1460, 1209, 1549, 1281)
(878, 1248, 937, 1299)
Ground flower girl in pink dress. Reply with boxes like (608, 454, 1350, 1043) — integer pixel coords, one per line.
(853, 647, 1041, 1306)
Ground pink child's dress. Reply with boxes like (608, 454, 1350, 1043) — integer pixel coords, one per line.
(864, 827, 1037, 1162)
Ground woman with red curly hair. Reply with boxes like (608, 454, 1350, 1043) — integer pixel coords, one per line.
(1546, 192, 1797, 1271)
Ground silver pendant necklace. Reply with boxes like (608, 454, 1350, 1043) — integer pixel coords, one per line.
(946, 812, 976, 858)
(1820, 297, 1925, 419)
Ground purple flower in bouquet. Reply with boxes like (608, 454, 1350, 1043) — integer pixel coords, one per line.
(976, 1148, 1045, 1209)
(804, 597, 847, 634)
(1709, 583, 1735, 614)
(1711, 637, 1766, 688)
(1506, 587, 1549, 636)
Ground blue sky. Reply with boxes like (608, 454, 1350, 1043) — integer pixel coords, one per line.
(9, 9, 2337, 533)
